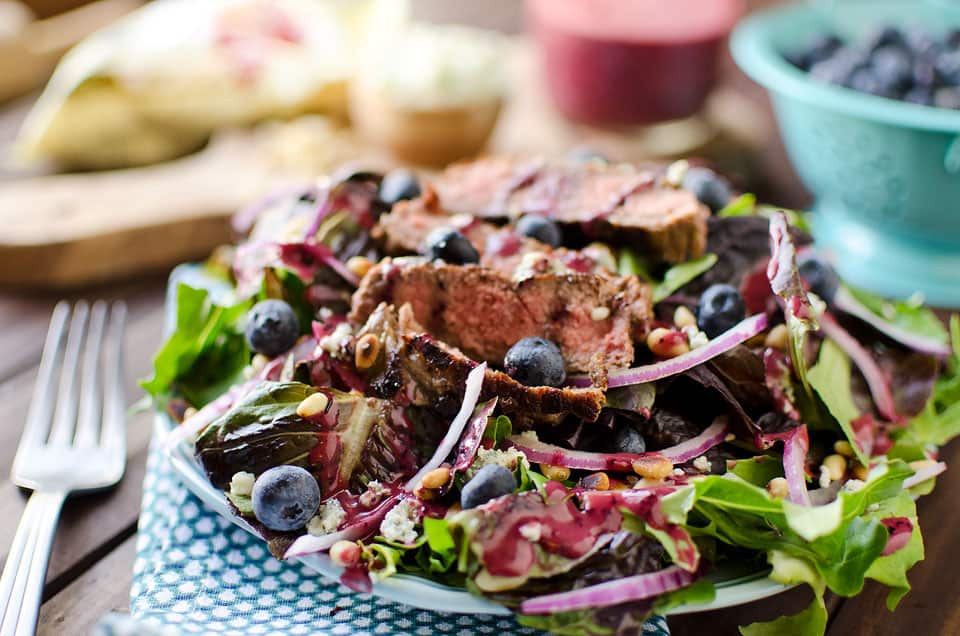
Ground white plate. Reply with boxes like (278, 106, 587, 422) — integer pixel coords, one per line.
(157, 264, 791, 615)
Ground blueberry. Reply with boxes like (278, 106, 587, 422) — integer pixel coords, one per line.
(682, 167, 733, 213)
(935, 51, 960, 85)
(515, 214, 562, 247)
(946, 29, 960, 50)
(806, 33, 844, 66)
(251, 465, 321, 532)
(245, 299, 300, 358)
(424, 228, 480, 264)
(504, 337, 566, 387)
(696, 284, 746, 338)
(912, 58, 939, 88)
(612, 425, 646, 454)
(783, 49, 810, 70)
(797, 252, 840, 303)
(848, 68, 893, 97)
(378, 169, 421, 206)
(935, 87, 960, 109)
(871, 46, 913, 93)
(904, 86, 935, 106)
(863, 25, 906, 54)
(460, 465, 516, 509)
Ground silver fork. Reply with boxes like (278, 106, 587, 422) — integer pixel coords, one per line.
(0, 300, 127, 636)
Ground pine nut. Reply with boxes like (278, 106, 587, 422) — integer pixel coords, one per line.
(329, 540, 362, 567)
(833, 440, 854, 458)
(646, 328, 690, 358)
(764, 324, 789, 351)
(297, 392, 330, 418)
(354, 333, 381, 370)
(822, 454, 847, 482)
(421, 467, 451, 490)
(766, 477, 789, 499)
(632, 455, 674, 480)
(346, 256, 374, 279)
(579, 472, 610, 491)
(673, 306, 697, 329)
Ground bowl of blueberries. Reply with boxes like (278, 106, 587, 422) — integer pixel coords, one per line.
(732, 0, 960, 306)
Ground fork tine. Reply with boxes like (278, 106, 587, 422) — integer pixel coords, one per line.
(100, 302, 127, 454)
(47, 301, 89, 446)
(75, 301, 108, 448)
(14, 302, 70, 459)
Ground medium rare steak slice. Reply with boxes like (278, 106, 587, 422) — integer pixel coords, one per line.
(355, 303, 605, 425)
(349, 260, 651, 375)
(374, 188, 608, 277)
(433, 156, 709, 263)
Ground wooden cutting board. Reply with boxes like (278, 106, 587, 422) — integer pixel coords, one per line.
(0, 41, 769, 288)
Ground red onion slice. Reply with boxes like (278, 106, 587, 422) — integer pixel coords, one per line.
(902, 461, 946, 489)
(520, 565, 697, 614)
(452, 398, 499, 473)
(506, 419, 728, 471)
(781, 426, 811, 506)
(880, 517, 913, 557)
(833, 287, 952, 357)
(820, 313, 897, 421)
(567, 314, 769, 389)
(405, 363, 487, 492)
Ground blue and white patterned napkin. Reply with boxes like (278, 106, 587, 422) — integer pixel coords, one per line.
(121, 441, 670, 636)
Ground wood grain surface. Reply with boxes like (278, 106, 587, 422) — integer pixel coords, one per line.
(0, 2, 953, 636)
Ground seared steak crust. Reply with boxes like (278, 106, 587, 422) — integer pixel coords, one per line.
(356, 303, 605, 425)
(350, 261, 651, 375)
(432, 157, 709, 263)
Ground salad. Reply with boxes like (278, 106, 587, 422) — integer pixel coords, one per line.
(144, 155, 959, 636)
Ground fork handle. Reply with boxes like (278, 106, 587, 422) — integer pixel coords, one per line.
(0, 491, 66, 636)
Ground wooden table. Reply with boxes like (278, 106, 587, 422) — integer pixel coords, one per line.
(0, 2, 956, 635)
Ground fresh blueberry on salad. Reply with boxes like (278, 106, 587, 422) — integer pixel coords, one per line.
(612, 425, 646, 454)
(251, 465, 321, 532)
(515, 214, 562, 247)
(424, 228, 480, 265)
(682, 166, 733, 212)
(245, 299, 300, 358)
(378, 169, 421, 206)
(797, 252, 840, 303)
(460, 465, 517, 509)
(697, 284, 746, 338)
(504, 337, 566, 387)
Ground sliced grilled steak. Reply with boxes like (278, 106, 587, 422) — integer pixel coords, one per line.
(375, 187, 609, 277)
(433, 157, 709, 263)
(356, 303, 605, 425)
(350, 260, 651, 376)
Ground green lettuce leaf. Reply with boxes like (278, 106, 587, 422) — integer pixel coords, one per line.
(807, 339, 870, 465)
(864, 492, 923, 610)
(717, 193, 757, 217)
(483, 415, 513, 446)
(739, 594, 827, 636)
(141, 283, 251, 407)
(847, 287, 949, 345)
(727, 456, 784, 487)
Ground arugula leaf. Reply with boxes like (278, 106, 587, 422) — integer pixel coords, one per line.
(807, 339, 870, 465)
(652, 254, 718, 302)
(847, 286, 949, 345)
(420, 517, 459, 573)
(141, 284, 251, 407)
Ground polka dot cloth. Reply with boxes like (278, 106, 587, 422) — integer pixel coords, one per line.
(128, 442, 671, 636)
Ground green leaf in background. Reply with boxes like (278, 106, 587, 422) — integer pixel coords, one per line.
(807, 339, 870, 465)
(140, 284, 251, 407)
(652, 254, 718, 302)
(653, 578, 716, 614)
(616, 247, 653, 282)
(847, 286, 949, 345)
(718, 193, 757, 217)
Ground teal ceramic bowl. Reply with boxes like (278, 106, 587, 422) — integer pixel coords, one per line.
(732, 1, 960, 307)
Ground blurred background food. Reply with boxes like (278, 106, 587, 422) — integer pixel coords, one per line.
(0, 0, 955, 303)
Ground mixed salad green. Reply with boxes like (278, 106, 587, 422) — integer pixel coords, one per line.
(145, 162, 958, 636)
